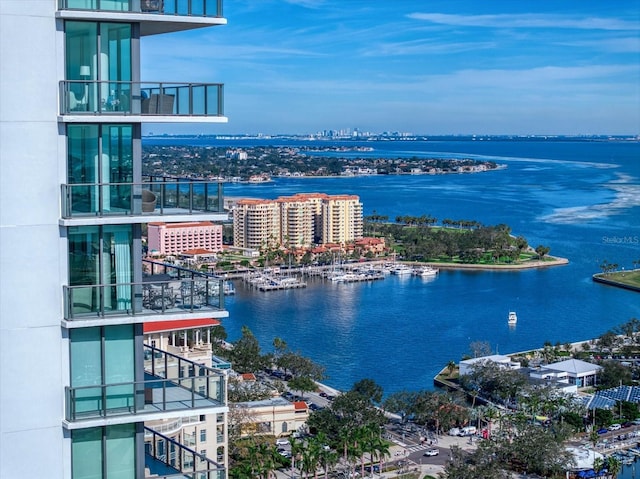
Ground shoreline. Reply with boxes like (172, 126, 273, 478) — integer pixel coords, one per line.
(418, 256, 569, 271)
(593, 271, 640, 293)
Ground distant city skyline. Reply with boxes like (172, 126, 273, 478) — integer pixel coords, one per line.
(142, 0, 640, 136)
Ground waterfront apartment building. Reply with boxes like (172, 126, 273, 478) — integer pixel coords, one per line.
(320, 194, 363, 245)
(232, 193, 363, 249)
(148, 221, 223, 256)
(277, 196, 315, 248)
(0, 2, 230, 478)
(232, 199, 282, 250)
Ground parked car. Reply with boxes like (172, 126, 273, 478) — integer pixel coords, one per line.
(597, 428, 609, 435)
(609, 423, 622, 431)
(459, 426, 477, 436)
(423, 448, 439, 457)
(276, 438, 290, 446)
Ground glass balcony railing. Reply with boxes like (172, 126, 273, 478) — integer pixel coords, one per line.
(65, 345, 226, 422)
(63, 272, 225, 320)
(61, 177, 224, 218)
(145, 427, 225, 479)
(58, 0, 223, 18)
(60, 81, 224, 117)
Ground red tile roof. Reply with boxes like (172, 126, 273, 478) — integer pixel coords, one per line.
(143, 318, 221, 333)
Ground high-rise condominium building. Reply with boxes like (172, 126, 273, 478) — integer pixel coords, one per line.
(148, 221, 223, 256)
(0, 2, 230, 478)
(320, 194, 364, 245)
(277, 196, 314, 248)
(232, 193, 363, 249)
(232, 199, 282, 250)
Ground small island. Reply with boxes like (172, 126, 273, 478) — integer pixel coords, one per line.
(363, 214, 567, 270)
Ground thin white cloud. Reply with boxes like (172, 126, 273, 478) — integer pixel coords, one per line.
(282, 0, 326, 8)
(558, 37, 640, 53)
(364, 39, 496, 56)
(408, 13, 639, 31)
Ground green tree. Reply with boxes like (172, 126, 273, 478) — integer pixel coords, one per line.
(535, 245, 551, 259)
(382, 390, 418, 423)
(351, 378, 383, 405)
(598, 360, 633, 389)
(229, 326, 267, 373)
(606, 455, 621, 478)
(288, 375, 317, 399)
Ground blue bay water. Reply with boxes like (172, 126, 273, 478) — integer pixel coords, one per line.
(147, 138, 640, 396)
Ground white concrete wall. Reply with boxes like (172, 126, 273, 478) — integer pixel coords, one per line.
(0, 2, 69, 477)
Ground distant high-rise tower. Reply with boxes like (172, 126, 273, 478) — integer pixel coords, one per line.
(1, 2, 230, 478)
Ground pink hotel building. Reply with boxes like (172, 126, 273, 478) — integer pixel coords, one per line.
(148, 221, 223, 256)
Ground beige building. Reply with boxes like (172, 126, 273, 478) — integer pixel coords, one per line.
(233, 199, 281, 250)
(148, 221, 223, 256)
(320, 194, 363, 245)
(277, 196, 314, 248)
(233, 397, 309, 438)
(233, 193, 363, 249)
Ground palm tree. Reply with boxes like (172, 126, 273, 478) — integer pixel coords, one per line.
(290, 437, 304, 479)
(313, 433, 338, 479)
(446, 360, 457, 377)
(606, 455, 621, 478)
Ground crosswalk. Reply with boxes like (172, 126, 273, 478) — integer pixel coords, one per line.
(390, 440, 436, 453)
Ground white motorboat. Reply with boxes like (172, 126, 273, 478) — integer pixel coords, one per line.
(391, 265, 413, 275)
(508, 311, 518, 325)
(413, 266, 439, 277)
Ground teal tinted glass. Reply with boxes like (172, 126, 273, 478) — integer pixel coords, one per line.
(72, 427, 103, 479)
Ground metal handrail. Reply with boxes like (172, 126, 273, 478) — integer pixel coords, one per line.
(63, 277, 225, 319)
(65, 375, 225, 421)
(61, 178, 224, 218)
(59, 80, 224, 117)
(58, 0, 224, 18)
(66, 345, 226, 421)
(145, 427, 225, 479)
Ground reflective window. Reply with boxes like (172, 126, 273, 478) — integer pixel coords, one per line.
(70, 325, 135, 415)
(67, 124, 134, 215)
(65, 21, 131, 112)
(68, 225, 133, 315)
(72, 424, 136, 479)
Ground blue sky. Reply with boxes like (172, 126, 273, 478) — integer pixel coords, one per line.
(142, 0, 640, 136)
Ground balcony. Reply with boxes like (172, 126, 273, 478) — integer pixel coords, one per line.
(65, 345, 226, 425)
(59, 0, 223, 16)
(60, 81, 225, 122)
(57, 1, 226, 36)
(61, 177, 225, 223)
(145, 427, 225, 479)
(63, 261, 226, 323)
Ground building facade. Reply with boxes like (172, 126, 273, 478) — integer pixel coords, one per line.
(319, 194, 363, 245)
(232, 193, 363, 249)
(233, 398, 309, 439)
(148, 221, 223, 256)
(0, 2, 230, 478)
(232, 199, 282, 250)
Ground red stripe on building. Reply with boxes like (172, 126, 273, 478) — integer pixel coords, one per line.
(143, 318, 221, 333)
